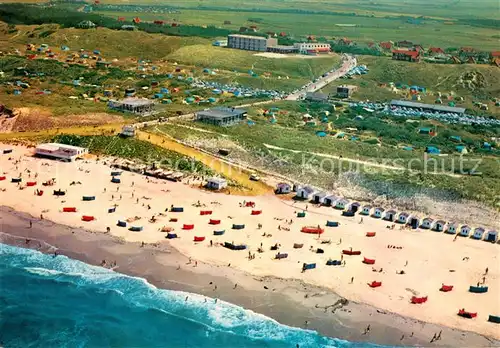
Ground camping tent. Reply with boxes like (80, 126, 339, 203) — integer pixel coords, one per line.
(372, 207, 384, 218)
(459, 225, 471, 237)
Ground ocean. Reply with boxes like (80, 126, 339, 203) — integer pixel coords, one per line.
(0, 243, 384, 348)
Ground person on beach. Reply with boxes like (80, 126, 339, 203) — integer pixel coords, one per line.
(234, 284, 238, 289)
(29, 221, 32, 228)
(485, 267, 489, 275)
(350, 276, 354, 284)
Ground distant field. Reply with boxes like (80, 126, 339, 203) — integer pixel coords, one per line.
(95, 9, 500, 50)
(321, 56, 500, 117)
(99, 0, 500, 20)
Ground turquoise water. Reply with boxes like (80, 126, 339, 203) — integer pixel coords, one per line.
(0, 243, 384, 348)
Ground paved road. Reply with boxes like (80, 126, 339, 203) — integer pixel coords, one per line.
(285, 54, 357, 101)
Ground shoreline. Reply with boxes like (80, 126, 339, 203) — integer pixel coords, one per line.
(1, 206, 497, 347)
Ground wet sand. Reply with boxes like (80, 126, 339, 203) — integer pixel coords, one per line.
(1, 206, 497, 347)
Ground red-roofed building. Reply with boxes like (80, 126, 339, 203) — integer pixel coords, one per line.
(414, 44, 424, 52)
(307, 35, 316, 42)
(428, 47, 445, 55)
(338, 38, 353, 46)
(460, 47, 475, 53)
(491, 51, 500, 58)
(118, 17, 125, 22)
(380, 41, 392, 50)
(132, 17, 141, 24)
(392, 49, 421, 62)
(492, 58, 500, 67)
(279, 32, 287, 37)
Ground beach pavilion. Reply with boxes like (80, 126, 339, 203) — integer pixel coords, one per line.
(383, 209, 397, 221)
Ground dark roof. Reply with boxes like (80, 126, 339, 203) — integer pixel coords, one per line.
(390, 100, 466, 114)
(197, 107, 247, 120)
(306, 92, 328, 101)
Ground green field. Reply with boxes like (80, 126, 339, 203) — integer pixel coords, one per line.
(92, 0, 500, 50)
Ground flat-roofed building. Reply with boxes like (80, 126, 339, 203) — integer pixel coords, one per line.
(196, 107, 247, 126)
(227, 34, 277, 52)
(336, 85, 358, 98)
(35, 143, 88, 162)
(293, 42, 330, 54)
(108, 97, 155, 116)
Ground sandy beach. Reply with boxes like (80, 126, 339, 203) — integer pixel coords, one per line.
(0, 145, 499, 346)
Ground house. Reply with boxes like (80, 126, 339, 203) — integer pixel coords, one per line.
(383, 210, 397, 221)
(336, 85, 358, 99)
(335, 199, 349, 210)
(433, 220, 446, 232)
(379, 42, 392, 50)
(372, 207, 384, 218)
(490, 51, 500, 59)
(397, 40, 414, 48)
(275, 183, 291, 194)
(305, 92, 328, 102)
(428, 47, 445, 56)
(397, 212, 409, 224)
(407, 216, 420, 229)
(348, 202, 361, 213)
(324, 195, 338, 207)
(119, 125, 135, 137)
(419, 127, 435, 135)
(484, 230, 498, 242)
(195, 107, 247, 126)
(459, 225, 471, 237)
(445, 222, 457, 234)
(460, 47, 475, 54)
(296, 186, 315, 200)
(421, 217, 434, 229)
(472, 227, 485, 240)
(392, 50, 421, 62)
(313, 191, 327, 204)
(337, 38, 353, 46)
(206, 177, 227, 190)
(360, 205, 372, 216)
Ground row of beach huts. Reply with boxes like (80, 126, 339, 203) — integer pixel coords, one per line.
(275, 183, 498, 243)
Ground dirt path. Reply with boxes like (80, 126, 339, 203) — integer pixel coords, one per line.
(142, 129, 273, 195)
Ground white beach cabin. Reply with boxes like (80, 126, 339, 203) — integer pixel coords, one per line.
(324, 195, 338, 207)
(459, 225, 471, 237)
(445, 223, 457, 234)
(398, 212, 409, 224)
(296, 186, 315, 200)
(421, 217, 434, 229)
(433, 220, 446, 232)
(383, 209, 397, 221)
(349, 202, 361, 213)
(275, 183, 291, 194)
(334, 199, 349, 210)
(206, 177, 228, 190)
(472, 227, 485, 240)
(407, 216, 420, 229)
(313, 191, 327, 204)
(485, 230, 498, 243)
(372, 207, 384, 218)
(360, 205, 372, 216)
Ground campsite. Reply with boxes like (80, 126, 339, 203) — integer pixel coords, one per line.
(0, 1, 499, 347)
